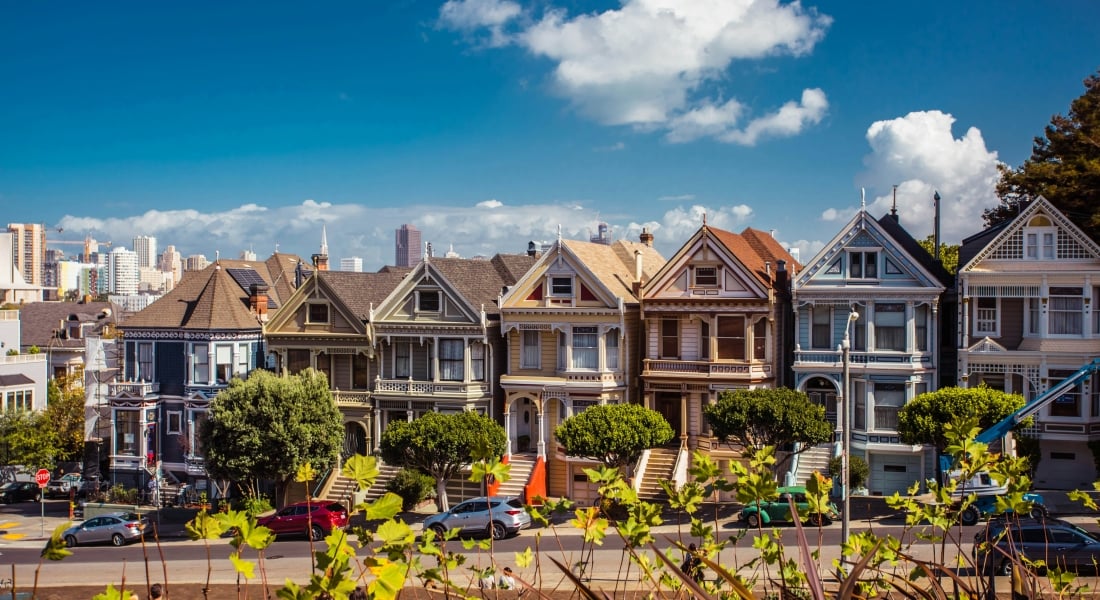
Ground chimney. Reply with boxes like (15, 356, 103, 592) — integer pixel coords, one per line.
(633, 250, 644, 295)
(312, 253, 329, 271)
(933, 191, 942, 262)
(639, 227, 654, 247)
(527, 241, 537, 257)
(250, 283, 269, 320)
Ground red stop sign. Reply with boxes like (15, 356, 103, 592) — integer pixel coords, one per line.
(35, 468, 50, 487)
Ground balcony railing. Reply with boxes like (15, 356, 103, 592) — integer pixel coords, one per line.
(108, 381, 160, 396)
(794, 349, 932, 366)
(374, 378, 491, 397)
(642, 359, 772, 377)
(333, 390, 372, 406)
(0, 353, 47, 364)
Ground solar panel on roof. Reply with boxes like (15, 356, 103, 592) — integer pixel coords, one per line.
(226, 268, 278, 309)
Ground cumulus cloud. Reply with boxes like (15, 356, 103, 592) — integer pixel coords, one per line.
(813, 111, 1000, 245)
(441, 0, 832, 143)
(56, 198, 768, 272)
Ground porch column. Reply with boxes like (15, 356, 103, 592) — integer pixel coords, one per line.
(372, 408, 381, 454)
(503, 398, 513, 458)
(680, 389, 689, 445)
(535, 401, 547, 458)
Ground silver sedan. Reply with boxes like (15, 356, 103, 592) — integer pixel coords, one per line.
(63, 512, 147, 547)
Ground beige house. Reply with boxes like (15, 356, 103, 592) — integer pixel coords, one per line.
(499, 231, 664, 503)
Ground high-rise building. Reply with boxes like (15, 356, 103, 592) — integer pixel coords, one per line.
(7, 223, 46, 285)
(395, 224, 421, 267)
(185, 254, 210, 271)
(133, 236, 157, 269)
(107, 246, 139, 295)
(340, 257, 363, 272)
(240, 249, 257, 261)
(159, 245, 182, 282)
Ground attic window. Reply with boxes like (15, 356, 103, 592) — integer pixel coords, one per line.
(550, 277, 572, 297)
(307, 303, 329, 324)
(693, 266, 718, 287)
(825, 257, 842, 275)
(884, 258, 903, 275)
(418, 290, 440, 312)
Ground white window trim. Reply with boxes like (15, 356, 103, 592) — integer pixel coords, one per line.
(520, 330, 540, 369)
(167, 410, 183, 435)
(416, 290, 441, 313)
(692, 265, 719, 288)
(846, 249, 881, 281)
(549, 276, 573, 297)
(973, 297, 1000, 337)
(1024, 226, 1057, 260)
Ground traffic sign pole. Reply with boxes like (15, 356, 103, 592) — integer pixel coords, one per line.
(36, 468, 49, 537)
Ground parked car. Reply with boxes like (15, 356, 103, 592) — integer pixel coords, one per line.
(422, 496, 531, 540)
(45, 473, 83, 499)
(62, 511, 147, 547)
(739, 486, 839, 527)
(959, 492, 1047, 526)
(256, 501, 350, 541)
(0, 481, 42, 503)
(973, 516, 1100, 575)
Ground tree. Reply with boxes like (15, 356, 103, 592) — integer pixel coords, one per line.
(199, 369, 343, 498)
(0, 410, 59, 470)
(917, 235, 960, 275)
(46, 374, 87, 462)
(379, 410, 505, 511)
(897, 386, 1025, 451)
(985, 70, 1100, 241)
(703, 388, 832, 474)
(554, 403, 675, 472)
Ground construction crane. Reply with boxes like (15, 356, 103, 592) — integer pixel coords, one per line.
(46, 234, 112, 262)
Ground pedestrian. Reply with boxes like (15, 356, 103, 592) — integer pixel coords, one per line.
(478, 568, 496, 589)
(149, 583, 165, 599)
(498, 566, 517, 590)
(680, 543, 704, 583)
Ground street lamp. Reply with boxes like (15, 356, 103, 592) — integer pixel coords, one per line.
(840, 310, 859, 547)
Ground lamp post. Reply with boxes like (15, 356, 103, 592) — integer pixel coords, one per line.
(841, 310, 860, 547)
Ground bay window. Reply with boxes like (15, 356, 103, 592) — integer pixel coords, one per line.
(873, 383, 904, 430)
(752, 318, 766, 360)
(1049, 288, 1083, 335)
(915, 305, 929, 352)
(235, 343, 250, 377)
(874, 303, 906, 351)
(521, 331, 540, 369)
(470, 343, 485, 381)
(394, 342, 411, 378)
(115, 410, 140, 456)
(811, 307, 831, 350)
(192, 344, 209, 384)
(1049, 369, 1081, 417)
(572, 327, 598, 370)
(660, 319, 679, 359)
(606, 330, 620, 370)
(440, 340, 464, 381)
(716, 316, 746, 360)
(215, 344, 233, 383)
(286, 349, 309, 374)
(353, 353, 371, 389)
(137, 342, 153, 382)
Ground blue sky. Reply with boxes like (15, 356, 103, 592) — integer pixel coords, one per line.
(2, 1, 1098, 270)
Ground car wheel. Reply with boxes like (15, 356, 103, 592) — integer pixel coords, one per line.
(111, 533, 126, 547)
(746, 513, 761, 528)
(996, 559, 1013, 576)
(64, 535, 78, 548)
(310, 525, 324, 542)
(960, 507, 980, 527)
(807, 513, 831, 526)
(430, 524, 447, 539)
(488, 522, 507, 540)
(1029, 505, 1047, 520)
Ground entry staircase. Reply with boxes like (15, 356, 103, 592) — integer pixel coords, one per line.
(319, 462, 401, 504)
(496, 454, 536, 500)
(792, 443, 833, 486)
(637, 446, 679, 499)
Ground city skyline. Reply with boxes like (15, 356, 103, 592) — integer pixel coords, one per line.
(2, 1, 1099, 271)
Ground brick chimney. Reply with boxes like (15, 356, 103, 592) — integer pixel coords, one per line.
(250, 283, 269, 320)
(639, 227, 654, 247)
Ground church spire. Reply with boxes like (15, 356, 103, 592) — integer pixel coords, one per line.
(312, 225, 330, 271)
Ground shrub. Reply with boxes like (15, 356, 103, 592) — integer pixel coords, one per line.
(236, 494, 273, 516)
(386, 468, 435, 510)
(828, 455, 870, 490)
(107, 485, 139, 504)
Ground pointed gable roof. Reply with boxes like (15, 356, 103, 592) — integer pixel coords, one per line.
(314, 269, 413, 321)
(562, 239, 665, 301)
(121, 254, 303, 331)
(958, 196, 1100, 272)
(876, 214, 954, 287)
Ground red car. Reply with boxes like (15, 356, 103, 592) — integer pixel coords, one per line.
(256, 501, 349, 541)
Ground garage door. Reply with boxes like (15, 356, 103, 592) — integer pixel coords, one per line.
(1035, 442, 1096, 490)
(869, 454, 921, 496)
(570, 467, 600, 505)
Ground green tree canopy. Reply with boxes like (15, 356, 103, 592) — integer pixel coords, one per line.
(917, 235, 959, 275)
(46, 374, 86, 462)
(554, 403, 675, 472)
(703, 388, 833, 474)
(0, 410, 59, 470)
(897, 386, 1026, 451)
(379, 410, 506, 511)
(199, 369, 343, 495)
(986, 70, 1100, 241)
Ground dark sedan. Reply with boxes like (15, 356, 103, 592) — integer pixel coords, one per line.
(0, 481, 42, 503)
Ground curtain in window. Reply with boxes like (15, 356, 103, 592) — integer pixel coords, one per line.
(1028, 298, 1040, 335)
(605, 330, 619, 370)
(440, 340, 464, 381)
(874, 383, 905, 430)
(138, 343, 153, 381)
(558, 332, 567, 370)
(1049, 294, 1083, 334)
(395, 343, 411, 378)
(470, 343, 485, 381)
(521, 331, 540, 368)
(915, 305, 928, 351)
(572, 327, 598, 369)
(811, 307, 831, 349)
(717, 316, 745, 359)
(853, 381, 866, 430)
(215, 344, 233, 383)
(193, 344, 209, 384)
(287, 349, 310, 375)
(874, 304, 905, 351)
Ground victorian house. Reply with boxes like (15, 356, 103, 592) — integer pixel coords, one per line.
(957, 196, 1100, 490)
(108, 254, 301, 494)
(499, 232, 664, 504)
(792, 207, 952, 496)
(638, 224, 799, 498)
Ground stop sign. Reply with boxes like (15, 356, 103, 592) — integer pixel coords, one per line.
(35, 468, 50, 487)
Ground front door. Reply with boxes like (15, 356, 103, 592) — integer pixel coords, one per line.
(806, 377, 838, 428)
(655, 392, 682, 437)
(342, 422, 367, 459)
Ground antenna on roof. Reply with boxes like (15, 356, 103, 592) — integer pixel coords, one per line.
(703, 213, 707, 227)
(215, 250, 220, 263)
(891, 185, 898, 218)
(860, 188, 866, 210)
(557, 225, 562, 244)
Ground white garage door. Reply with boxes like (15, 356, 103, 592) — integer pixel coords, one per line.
(869, 454, 921, 496)
(1035, 442, 1096, 490)
(570, 467, 600, 504)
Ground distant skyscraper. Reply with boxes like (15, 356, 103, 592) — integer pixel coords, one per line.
(133, 235, 157, 269)
(395, 224, 421, 267)
(185, 254, 210, 271)
(340, 257, 363, 272)
(7, 223, 46, 285)
(240, 249, 257, 261)
(590, 222, 611, 245)
(159, 245, 183, 282)
(107, 246, 139, 295)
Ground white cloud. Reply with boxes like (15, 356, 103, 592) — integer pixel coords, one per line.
(56, 198, 766, 272)
(854, 110, 1001, 244)
(657, 194, 696, 202)
(442, 0, 831, 143)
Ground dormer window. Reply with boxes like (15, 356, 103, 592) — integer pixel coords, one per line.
(694, 266, 718, 287)
(418, 290, 440, 312)
(1024, 215, 1056, 259)
(550, 277, 573, 297)
(307, 303, 329, 324)
(849, 251, 878, 279)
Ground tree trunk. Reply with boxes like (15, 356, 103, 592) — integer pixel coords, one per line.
(435, 478, 450, 512)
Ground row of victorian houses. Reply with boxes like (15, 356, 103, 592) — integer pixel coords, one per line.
(91, 196, 1100, 504)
